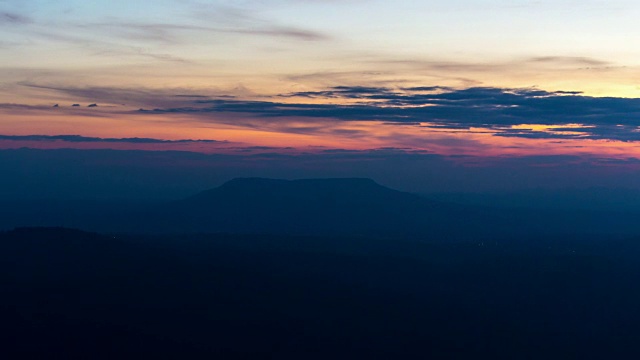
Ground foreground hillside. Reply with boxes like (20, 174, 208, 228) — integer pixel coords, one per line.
(3, 227, 640, 358)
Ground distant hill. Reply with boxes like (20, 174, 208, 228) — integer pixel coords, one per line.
(2, 177, 640, 238)
(187, 178, 423, 207)
(144, 177, 640, 237)
(167, 177, 464, 237)
(0, 177, 475, 237)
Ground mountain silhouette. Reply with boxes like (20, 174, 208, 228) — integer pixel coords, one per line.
(3, 177, 639, 238)
(0, 177, 493, 237)
(187, 177, 425, 208)
(167, 177, 454, 237)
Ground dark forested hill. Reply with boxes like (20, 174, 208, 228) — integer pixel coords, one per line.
(2, 227, 640, 358)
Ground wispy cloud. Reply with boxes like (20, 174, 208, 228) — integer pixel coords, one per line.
(27, 29, 192, 63)
(0, 2, 330, 69)
(80, 21, 330, 44)
(17, 83, 223, 107)
(0, 134, 222, 144)
(367, 55, 617, 73)
(527, 56, 611, 67)
(184, 3, 331, 41)
(0, 11, 31, 25)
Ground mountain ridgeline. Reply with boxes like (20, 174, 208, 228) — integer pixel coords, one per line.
(172, 178, 457, 237)
(188, 178, 422, 207)
(5, 180, 640, 358)
(0, 177, 639, 238)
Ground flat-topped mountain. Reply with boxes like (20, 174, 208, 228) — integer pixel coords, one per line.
(187, 177, 425, 208)
(0, 177, 470, 237)
(3, 178, 639, 238)
(171, 177, 454, 237)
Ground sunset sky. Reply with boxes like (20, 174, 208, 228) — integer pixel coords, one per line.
(2, 0, 640, 194)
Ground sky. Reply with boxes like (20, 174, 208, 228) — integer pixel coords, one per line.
(2, 0, 640, 195)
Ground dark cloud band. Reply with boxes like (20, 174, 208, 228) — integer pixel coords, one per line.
(142, 86, 640, 141)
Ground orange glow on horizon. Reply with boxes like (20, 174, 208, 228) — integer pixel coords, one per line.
(3, 109, 640, 162)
